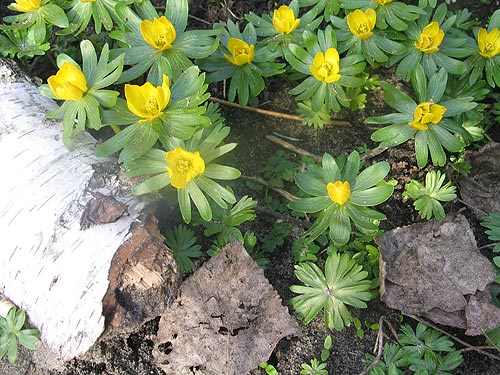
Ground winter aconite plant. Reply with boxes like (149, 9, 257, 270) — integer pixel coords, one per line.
(290, 251, 372, 331)
(284, 25, 366, 113)
(367, 65, 476, 168)
(124, 123, 240, 223)
(39, 40, 124, 147)
(95, 66, 210, 165)
(289, 150, 393, 245)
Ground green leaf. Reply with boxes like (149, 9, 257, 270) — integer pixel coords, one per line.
(40, 3, 68, 28)
(329, 206, 351, 245)
(132, 173, 171, 195)
(350, 185, 394, 206)
(322, 153, 341, 182)
(412, 64, 427, 102)
(440, 98, 477, 117)
(178, 188, 191, 223)
(196, 175, 236, 207)
(295, 173, 327, 197)
(289, 196, 332, 213)
(165, 0, 188, 33)
(204, 164, 240, 180)
(344, 151, 360, 183)
(354, 162, 390, 191)
(380, 81, 416, 114)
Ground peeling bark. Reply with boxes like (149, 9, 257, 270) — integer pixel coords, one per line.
(0, 58, 180, 360)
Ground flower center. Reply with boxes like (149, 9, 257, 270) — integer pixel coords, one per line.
(358, 24, 369, 34)
(145, 98, 160, 115)
(318, 62, 333, 78)
(484, 42, 494, 54)
(176, 159, 191, 174)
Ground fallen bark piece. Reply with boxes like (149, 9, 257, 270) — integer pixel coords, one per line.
(153, 241, 301, 375)
(0, 57, 180, 360)
(378, 214, 497, 333)
(460, 142, 500, 219)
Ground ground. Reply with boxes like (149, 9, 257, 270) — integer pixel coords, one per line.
(2, 0, 500, 374)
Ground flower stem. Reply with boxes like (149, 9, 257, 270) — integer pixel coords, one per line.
(110, 125, 121, 134)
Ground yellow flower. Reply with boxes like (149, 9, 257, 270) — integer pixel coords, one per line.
(10, 0, 40, 12)
(141, 16, 176, 53)
(374, 0, 392, 4)
(166, 148, 205, 189)
(347, 8, 376, 39)
(125, 74, 171, 123)
(310, 48, 341, 83)
(478, 27, 500, 58)
(408, 100, 447, 131)
(224, 38, 254, 66)
(47, 62, 88, 101)
(272, 5, 300, 35)
(415, 22, 444, 54)
(327, 181, 351, 205)
(80, 0, 95, 2)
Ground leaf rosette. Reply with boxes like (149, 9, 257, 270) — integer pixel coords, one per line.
(330, 8, 406, 65)
(110, 0, 220, 84)
(290, 251, 372, 330)
(95, 65, 211, 166)
(284, 25, 366, 113)
(124, 123, 240, 223)
(367, 65, 476, 168)
(197, 19, 285, 106)
(39, 40, 124, 148)
(289, 150, 393, 245)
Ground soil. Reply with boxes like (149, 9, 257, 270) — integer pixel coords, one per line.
(2, 1, 500, 375)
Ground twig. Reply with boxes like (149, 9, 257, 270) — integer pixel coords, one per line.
(265, 134, 322, 163)
(188, 14, 212, 25)
(209, 97, 351, 127)
(384, 319, 402, 346)
(254, 205, 310, 229)
(360, 147, 388, 161)
(359, 316, 386, 375)
(457, 198, 489, 217)
(477, 243, 498, 250)
(405, 314, 500, 362)
(241, 175, 298, 202)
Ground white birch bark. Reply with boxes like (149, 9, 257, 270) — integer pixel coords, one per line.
(0, 60, 149, 359)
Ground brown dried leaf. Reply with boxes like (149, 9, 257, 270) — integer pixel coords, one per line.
(378, 214, 496, 332)
(153, 241, 300, 375)
(460, 142, 500, 219)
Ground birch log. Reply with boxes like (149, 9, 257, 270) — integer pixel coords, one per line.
(0, 58, 180, 360)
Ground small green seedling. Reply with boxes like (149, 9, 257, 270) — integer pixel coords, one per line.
(0, 307, 39, 364)
(403, 170, 456, 220)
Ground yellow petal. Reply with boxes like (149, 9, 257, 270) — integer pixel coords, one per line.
(327, 181, 351, 205)
(165, 148, 205, 189)
(47, 62, 87, 101)
(415, 22, 444, 53)
(272, 5, 300, 34)
(124, 75, 171, 122)
(347, 9, 375, 39)
(10, 0, 40, 12)
(226, 38, 254, 66)
(125, 84, 148, 118)
(429, 103, 447, 123)
(478, 27, 500, 58)
(140, 16, 176, 52)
